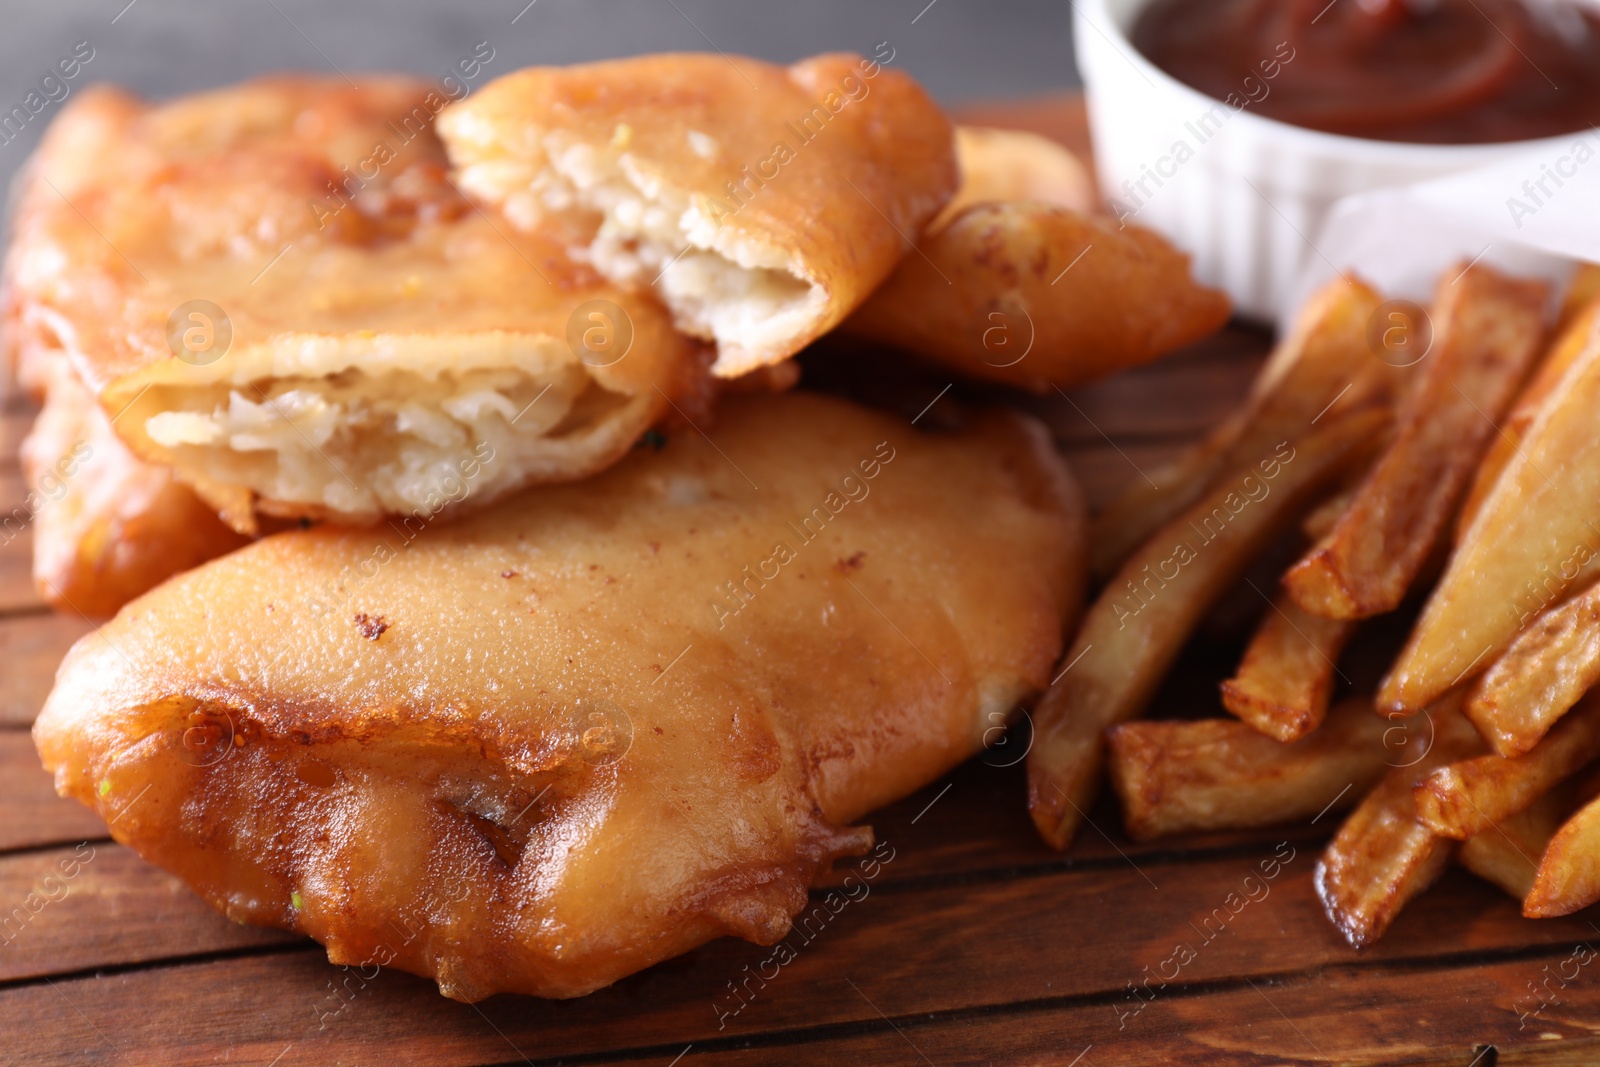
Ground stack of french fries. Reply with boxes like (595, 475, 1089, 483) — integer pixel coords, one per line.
(1028, 257, 1600, 946)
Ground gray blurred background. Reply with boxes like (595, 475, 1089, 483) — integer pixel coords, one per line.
(0, 0, 1079, 207)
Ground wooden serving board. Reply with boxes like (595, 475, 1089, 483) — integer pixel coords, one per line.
(3, 98, 1597, 1067)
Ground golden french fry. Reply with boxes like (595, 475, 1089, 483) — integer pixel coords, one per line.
(1284, 264, 1549, 620)
(1459, 790, 1569, 902)
(1559, 263, 1600, 331)
(1221, 594, 1357, 741)
(1467, 577, 1600, 757)
(1455, 296, 1600, 541)
(936, 125, 1094, 228)
(1089, 276, 1390, 580)
(1107, 699, 1407, 841)
(1314, 701, 1483, 947)
(1526, 791, 1600, 917)
(1413, 690, 1600, 838)
(1027, 408, 1387, 850)
(1302, 485, 1357, 543)
(1380, 293, 1600, 716)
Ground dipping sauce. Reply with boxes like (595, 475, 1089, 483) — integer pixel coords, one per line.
(1132, 0, 1600, 143)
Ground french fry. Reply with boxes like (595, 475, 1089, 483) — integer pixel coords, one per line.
(1380, 286, 1600, 716)
(1467, 577, 1600, 757)
(1302, 485, 1356, 543)
(1459, 790, 1569, 902)
(1221, 594, 1356, 741)
(1284, 264, 1549, 620)
(1220, 479, 1365, 741)
(1028, 408, 1387, 850)
(1413, 690, 1600, 838)
(1558, 262, 1600, 331)
(1526, 790, 1600, 917)
(1107, 699, 1406, 840)
(1089, 277, 1390, 579)
(1314, 699, 1483, 947)
(1455, 296, 1600, 541)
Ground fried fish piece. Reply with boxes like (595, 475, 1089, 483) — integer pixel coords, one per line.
(842, 203, 1230, 393)
(440, 53, 957, 377)
(3, 95, 247, 612)
(6, 77, 705, 531)
(20, 358, 248, 617)
(935, 125, 1093, 228)
(33, 391, 1086, 1001)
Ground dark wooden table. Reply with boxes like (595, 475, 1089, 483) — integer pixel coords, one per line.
(4, 99, 1599, 1067)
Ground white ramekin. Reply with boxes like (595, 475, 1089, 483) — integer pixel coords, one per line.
(1074, 0, 1582, 321)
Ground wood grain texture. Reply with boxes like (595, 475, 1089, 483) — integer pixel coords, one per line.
(0, 404, 44, 615)
(576, 952, 1600, 1066)
(0, 731, 106, 852)
(0, 862, 1591, 1067)
(0, 406, 29, 464)
(0, 532, 41, 616)
(0, 612, 91, 727)
(0, 844, 294, 984)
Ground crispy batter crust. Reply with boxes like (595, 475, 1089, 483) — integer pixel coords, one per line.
(844, 203, 1230, 392)
(35, 392, 1085, 1000)
(5, 77, 705, 527)
(441, 53, 957, 376)
(20, 357, 248, 616)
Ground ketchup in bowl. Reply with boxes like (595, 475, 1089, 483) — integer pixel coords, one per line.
(1132, 0, 1600, 143)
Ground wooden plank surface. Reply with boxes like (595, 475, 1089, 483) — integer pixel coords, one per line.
(0, 404, 45, 615)
(0, 731, 107, 852)
(2, 96, 1596, 1067)
(3, 860, 1593, 1067)
(0, 613, 91, 727)
(0, 844, 295, 984)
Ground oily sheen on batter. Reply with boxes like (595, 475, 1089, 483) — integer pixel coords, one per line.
(4, 76, 703, 531)
(441, 53, 957, 377)
(34, 392, 1086, 1000)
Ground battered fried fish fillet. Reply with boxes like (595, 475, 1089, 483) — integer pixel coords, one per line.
(936, 126, 1093, 229)
(5, 77, 704, 531)
(843, 203, 1231, 393)
(34, 391, 1085, 1001)
(20, 358, 248, 617)
(439, 53, 957, 377)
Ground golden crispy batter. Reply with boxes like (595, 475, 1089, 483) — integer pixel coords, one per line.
(440, 53, 957, 377)
(843, 203, 1230, 393)
(20, 358, 247, 617)
(34, 392, 1086, 1001)
(936, 126, 1093, 228)
(6, 77, 704, 531)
